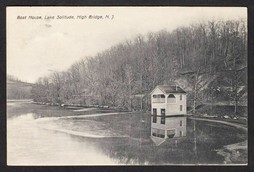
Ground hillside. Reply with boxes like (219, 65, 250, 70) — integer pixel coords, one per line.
(7, 76, 34, 99)
(30, 19, 247, 115)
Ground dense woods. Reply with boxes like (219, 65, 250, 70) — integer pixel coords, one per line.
(31, 19, 247, 114)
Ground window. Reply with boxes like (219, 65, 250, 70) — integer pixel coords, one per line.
(159, 95, 165, 103)
(161, 109, 165, 124)
(152, 95, 157, 103)
(152, 94, 165, 103)
(157, 129, 165, 138)
(167, 129, 175, 138)
(152, 108, 157, 123)
(180, 105, 183, 111)
(152, 128, 165, 138)
(153, 108, 157, 115)
(180, 131, 183, 137)
(180, 120, 182, 126)
(167, 94, 176, 103)
(180, 94, 182, 100)
(168, 94, 175, 98)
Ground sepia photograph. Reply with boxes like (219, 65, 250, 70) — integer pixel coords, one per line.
(6, 7, 247, 165)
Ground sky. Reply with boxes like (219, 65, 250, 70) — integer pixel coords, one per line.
(7, 7, 247, 83)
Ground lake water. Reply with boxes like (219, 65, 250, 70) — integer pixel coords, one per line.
(7, 102, 247, 165)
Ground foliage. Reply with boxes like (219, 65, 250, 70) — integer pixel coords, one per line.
(31, 19, 247, 113)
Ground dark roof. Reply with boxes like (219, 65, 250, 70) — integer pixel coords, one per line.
(157, 85, 186, 94)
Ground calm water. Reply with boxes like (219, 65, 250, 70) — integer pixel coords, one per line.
(8, 113, 119, 165)
(7, 102, 247, 165)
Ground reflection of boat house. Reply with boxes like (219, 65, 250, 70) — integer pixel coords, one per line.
(150, 84, 187, 145)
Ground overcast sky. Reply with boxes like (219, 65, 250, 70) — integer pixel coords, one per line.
(7, 7, 247, 83)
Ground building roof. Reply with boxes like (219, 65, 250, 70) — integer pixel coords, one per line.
(156, 85, 186, 94)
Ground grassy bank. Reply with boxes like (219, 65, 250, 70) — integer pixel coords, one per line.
(192, 104, 248, 127)
(196, 104, 247, 117)
(7, 101, 74, 119)
(7, 101, 123, 119)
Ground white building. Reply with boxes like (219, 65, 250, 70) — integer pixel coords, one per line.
(150, 84, 187, 145)
(150, 84, 187, 116)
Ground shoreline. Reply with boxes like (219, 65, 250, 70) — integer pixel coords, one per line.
(189, 117, 247, 131)
(189, 117, 247, 164)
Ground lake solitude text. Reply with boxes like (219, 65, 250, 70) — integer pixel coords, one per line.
(17, 15, 115, 20)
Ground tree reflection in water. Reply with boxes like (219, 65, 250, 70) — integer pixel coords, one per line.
(89, 119, 246, 165)
(7, 110, 247, 165)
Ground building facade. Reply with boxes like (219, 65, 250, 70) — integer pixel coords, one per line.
(150, 84, 187, 143)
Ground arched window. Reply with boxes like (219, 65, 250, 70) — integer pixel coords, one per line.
(167, 94, 176, 103)
(168, 94, 175, 98)
(167, 129, 175, 138)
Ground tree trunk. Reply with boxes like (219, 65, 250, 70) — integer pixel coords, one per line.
(193, 68, 201, 114)
(129, 86, 132, 110)
(193, 86, 197, 114)
(234, 62, 238, 115)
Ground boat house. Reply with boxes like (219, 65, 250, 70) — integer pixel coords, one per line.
(150, 84, 187, 145)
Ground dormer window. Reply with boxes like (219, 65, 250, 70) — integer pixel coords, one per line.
(167, 94, 176, 103)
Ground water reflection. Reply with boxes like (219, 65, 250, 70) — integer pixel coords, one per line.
(7, 102, 247, 165)
(151, 116, 187, 145)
